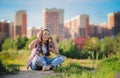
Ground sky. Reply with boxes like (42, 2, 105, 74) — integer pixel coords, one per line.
(0, 0, 120, 28)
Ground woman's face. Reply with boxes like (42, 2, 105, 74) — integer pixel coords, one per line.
(42, 30, 50, 41)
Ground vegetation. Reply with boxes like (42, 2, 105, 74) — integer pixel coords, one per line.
(2, 38, 16, 50)
(45, 55, 120, 78)
(58, 39, 80, 58)
(24, 35, 36, 50)
(15, 36, 28, 50)
(0, 35, 120, 78)
(0, 50, 30, 73)
(96, 55, 120, 78)
(2, 37, 28, 50)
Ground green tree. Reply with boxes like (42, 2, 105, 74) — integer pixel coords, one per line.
(84, 37, 101, 59)
(58, 39, 79, 58)
(101, 37, 117, 58)
(24, 35, 37, 50)
(115, 36, 120, 55)
(2, 38, 16, 50)
(15, 36, 28, 50)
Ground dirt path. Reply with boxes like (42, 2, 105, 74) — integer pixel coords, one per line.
(2, 70, 57, 78)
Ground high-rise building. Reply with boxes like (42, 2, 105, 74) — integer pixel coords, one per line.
(14, 10, 27, 38)
(0, 20, 10, 42)
(43, 8, 64, 41)
(64, 20, 71, 39)
(108, 12, 120, 36)
(27, 27, 40, 38)
(101, 22, 109, 37)
(64, 14, 89, 39)
(108, 13, 114, 30)
(7, 21, 14, 38)
(89, 24, 99, 37)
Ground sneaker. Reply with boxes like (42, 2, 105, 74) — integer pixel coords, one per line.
(42, 65, 50, 71)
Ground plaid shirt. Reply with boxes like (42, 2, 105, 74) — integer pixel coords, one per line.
(27, 42, 41, 69)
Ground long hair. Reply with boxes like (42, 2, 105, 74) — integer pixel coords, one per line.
(38, 29, 51, 56)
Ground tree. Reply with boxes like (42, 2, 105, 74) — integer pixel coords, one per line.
(58, 39, 79, 58)
(24, 35, 37, 50)
(101, 37, 117, 58)
(2, 38, 16, 50)
(15, 36, 28, 50)
(84, 37, 101, 59)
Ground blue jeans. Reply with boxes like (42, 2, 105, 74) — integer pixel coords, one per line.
(30, 55, 65, 70)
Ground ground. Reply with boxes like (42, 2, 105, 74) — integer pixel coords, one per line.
(1, 59, 96, 78)
(1, 67, 57, 78)
(2, 70, 57, 78)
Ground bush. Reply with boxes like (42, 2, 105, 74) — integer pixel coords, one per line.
(15, 36, 28, 50)
(2, 38, 16, 50)
(0, 50, 30, 73)
(24, 35, 36, 50)
(58, 39, 80, 58)
(2, 37, 28, 51)
(93, 55, 120, 78)
(84, 37, 102, 59)
(100, 37, 117, 58)
(0, 60, 6, 72)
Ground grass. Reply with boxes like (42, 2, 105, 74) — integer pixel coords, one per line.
(95, 55, 120, 78)
(45, 58, 95, 78)
(45, 55, 120, 78)
(0, 50, 120, 78)
(0, 49, 30, 74)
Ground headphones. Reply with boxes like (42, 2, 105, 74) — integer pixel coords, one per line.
(37, 29, 50, 38)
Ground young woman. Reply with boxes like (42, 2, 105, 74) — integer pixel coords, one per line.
(27, 29, 65, 71)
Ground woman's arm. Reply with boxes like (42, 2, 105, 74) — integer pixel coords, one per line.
(50, 41, 59, 55)
(28, 39, 38, 50)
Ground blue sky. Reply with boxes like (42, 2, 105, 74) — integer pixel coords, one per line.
(0, 0, 120, 28)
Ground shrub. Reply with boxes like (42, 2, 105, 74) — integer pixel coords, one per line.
(24, 35, 36, 50)
(15, 36, 28, 50)
(96, 55, 120, 78)
(58, 39, 80, 58)
(2, 38, 16, 50)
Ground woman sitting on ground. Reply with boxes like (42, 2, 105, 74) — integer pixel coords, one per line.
(27, 29, 65, 71)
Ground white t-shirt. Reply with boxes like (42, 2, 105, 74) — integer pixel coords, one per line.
(41, 44, 47, 55)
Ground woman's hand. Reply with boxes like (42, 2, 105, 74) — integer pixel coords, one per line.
(50, 47, 59, 55)
(28, 39, 39, 50)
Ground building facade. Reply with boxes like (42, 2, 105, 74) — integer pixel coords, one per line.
(108, 12, 120, 36)
(64, 14, 89, 39)
(14, 10, 27, 38)
(0, 20, 10, 43)
(43, 8, 64, 41)
(89, 24, 99, 37)
(100, 22, 109, 37)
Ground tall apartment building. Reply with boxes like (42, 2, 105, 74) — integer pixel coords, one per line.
(64, 14, 89, 39)
(100, 22, 109, 37)
(14, 10, 27, 38)
(108, 12, 120, 36)
(43, 8, 64, 41)
(0, 20, 10, 42)
(89, 24, 98, 37)
(7, 21, 14, 38)
(64, 20, 71, 39)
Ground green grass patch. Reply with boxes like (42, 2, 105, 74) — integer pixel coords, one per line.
(0, 50, 30, 73)
(95, 55, 120, 78)
(45, 55, 120, 78)
(45, 58, 94, 78)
